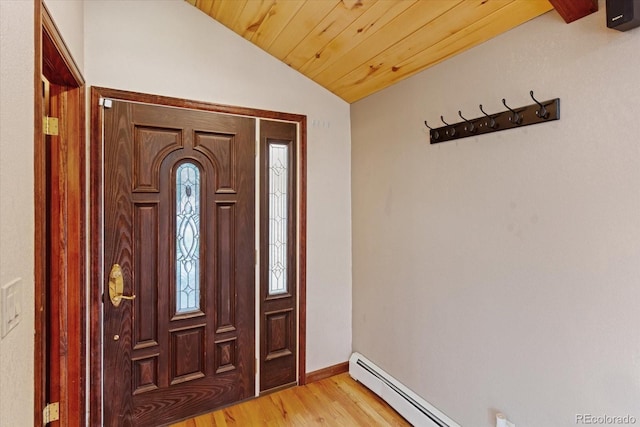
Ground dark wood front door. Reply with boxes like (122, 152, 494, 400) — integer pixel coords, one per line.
(102, 100, 255, 426)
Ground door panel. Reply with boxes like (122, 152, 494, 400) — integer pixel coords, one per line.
(103, 100, 255, 426)
(260, 120, 298, 392)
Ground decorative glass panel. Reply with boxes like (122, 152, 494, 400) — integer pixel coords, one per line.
(176, 163, 201, 313)
(268, 144, 289, 295)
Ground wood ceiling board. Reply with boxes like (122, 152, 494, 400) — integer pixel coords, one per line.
(338, 0, 554, 102)
(311, 0, 462, 89)
(328, 0, 513, 99)
(229, 0, 278, 39)
(187, 0, 557, 103)
(249, 1, 306, 48)
(267, 1, 342, 60)
(283, 0, 379, 71)
(192, 0, 214, 16)
(209, 0, 223, 17)
(299, 0, 419, 78)
(213, 0, 249, 32)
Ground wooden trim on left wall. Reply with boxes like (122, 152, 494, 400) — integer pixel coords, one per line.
(35, 1, 86, 425)
(34, 2, 45, 424)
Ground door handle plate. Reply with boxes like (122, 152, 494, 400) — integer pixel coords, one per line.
(109, 263, 136, 307)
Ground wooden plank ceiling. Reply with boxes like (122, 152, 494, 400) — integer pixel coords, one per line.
(186, 0, 554, 103)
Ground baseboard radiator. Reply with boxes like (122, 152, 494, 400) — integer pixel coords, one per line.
(349, 352, 460, 427)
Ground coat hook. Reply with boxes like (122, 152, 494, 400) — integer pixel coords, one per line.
(502, 98, 522, 124)
(530, 91, 549, 119)
(441, 115, 455, 137)
(479, 104, 497, 129)
(458, 110, 476, 133)
(424, 121, 439, 140)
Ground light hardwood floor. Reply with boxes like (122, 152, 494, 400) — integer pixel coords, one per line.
(170, 373, 410, 426)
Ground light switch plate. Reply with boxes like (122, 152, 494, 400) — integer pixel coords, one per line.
(1, 278, 22, 338)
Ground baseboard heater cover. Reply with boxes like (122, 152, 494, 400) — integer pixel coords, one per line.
(349, 352, 460, 427)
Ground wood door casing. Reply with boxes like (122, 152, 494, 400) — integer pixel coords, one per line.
(260, 120, 298, 392)
(36, 5, 86, 425)
(102, 100, 255, 426)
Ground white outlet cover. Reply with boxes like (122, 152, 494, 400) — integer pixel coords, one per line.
(1, 278, 21, 338)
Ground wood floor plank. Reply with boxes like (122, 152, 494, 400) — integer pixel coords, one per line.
(334, 376, 409, 426)
(273, 389, 315, 424)
(296, 382, 360, 425)
(170, 373, 410, 426)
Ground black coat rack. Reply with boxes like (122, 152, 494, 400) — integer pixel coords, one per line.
(425, 91, 560, 144)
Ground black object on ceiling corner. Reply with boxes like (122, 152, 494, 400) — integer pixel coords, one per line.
(607, 0, 640, 31)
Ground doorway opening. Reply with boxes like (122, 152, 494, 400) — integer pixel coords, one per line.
(35, 2, 86, 426)
(89, 87, 307, 426)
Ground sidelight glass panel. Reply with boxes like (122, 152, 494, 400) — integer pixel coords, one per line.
(176, 162, 201, 313)
(268, 144, 289, 295)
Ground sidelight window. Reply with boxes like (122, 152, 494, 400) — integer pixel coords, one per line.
(176, 162, 201, 313)
(268, 144, 289, 295)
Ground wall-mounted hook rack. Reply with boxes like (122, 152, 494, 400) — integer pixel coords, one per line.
(425, 91, 560, 144)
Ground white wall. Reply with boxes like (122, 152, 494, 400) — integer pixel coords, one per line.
(351, 3, 640, 427)
(0, 1, 350, 424)
(0, 1, 35, 426)
(84, 0, 352, 372)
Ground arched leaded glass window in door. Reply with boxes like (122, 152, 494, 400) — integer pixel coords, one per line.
(175, 162, 201, 313)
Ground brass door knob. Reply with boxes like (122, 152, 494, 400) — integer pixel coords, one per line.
(108, 264, 136, 307)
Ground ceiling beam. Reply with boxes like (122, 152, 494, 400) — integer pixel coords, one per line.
(548, 0, 598, 23)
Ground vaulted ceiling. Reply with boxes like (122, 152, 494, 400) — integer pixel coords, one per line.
(186, 0, 555, 103)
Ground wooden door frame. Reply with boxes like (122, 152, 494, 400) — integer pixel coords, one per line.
(34, 1, 86, 426)
(89, 87, 307, 426)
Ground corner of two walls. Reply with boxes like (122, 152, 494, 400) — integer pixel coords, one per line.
(351, 4, 640, 427)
